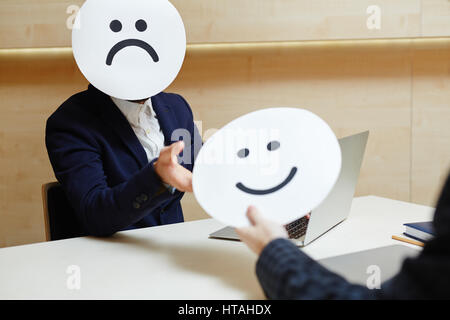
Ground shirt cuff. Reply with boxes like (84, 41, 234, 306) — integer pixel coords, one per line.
(162, 182, 177, 194)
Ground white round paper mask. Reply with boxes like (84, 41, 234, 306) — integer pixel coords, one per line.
(193, 108, 342, 227)
(72, 0, 186, 100)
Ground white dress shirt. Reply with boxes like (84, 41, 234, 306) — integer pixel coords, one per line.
(110, 96, 177, 194)
(110, 96, 165, 163)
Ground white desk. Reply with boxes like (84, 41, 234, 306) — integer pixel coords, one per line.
(0, 196, 434, 300)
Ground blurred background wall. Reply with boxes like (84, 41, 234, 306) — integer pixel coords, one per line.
(0, 0, 449, 247)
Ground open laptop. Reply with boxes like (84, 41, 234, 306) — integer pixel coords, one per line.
(209, 131, 369, 247)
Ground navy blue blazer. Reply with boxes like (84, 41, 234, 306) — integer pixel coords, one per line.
(46, 85, 201, 237)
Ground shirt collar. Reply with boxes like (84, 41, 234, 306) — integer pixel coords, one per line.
(110, 96, 156, 125)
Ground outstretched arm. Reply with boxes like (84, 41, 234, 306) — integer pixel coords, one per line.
(46, 120, 189, 237)
(236, 207, 378, 300)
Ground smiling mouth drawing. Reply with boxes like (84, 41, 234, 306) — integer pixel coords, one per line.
(236, 167, 298, 195)
(106, 39, 159, 66)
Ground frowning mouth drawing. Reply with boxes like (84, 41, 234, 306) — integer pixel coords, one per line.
(106, 39, 159, 66)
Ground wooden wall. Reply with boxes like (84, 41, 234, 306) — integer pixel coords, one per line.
(0, 0, 449, 248)
(1, 0, 450, 48)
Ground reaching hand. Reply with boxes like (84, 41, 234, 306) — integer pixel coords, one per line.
(154, 141, 193, 193)
(235, 206, 288, 255)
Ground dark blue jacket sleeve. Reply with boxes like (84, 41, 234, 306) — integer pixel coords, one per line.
(46, 113, 179, 237)
(256, 239, 377, 300)
(256, 173, 450, 300)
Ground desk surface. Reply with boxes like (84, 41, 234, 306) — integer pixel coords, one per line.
(0, 196, 435, 300)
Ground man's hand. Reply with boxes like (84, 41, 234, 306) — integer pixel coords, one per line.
(154, 141, 193, 192)
(235, 206, 288, 255)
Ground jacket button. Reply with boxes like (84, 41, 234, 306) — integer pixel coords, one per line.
(135, 194, 148, 203)
(133, 202, 141, 209)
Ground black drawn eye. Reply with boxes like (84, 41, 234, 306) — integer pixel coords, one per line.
(237, 148, 250, 158)
(267, 141, 280, 151)
(135, 19, 147, 32)
(110, 20, 122, 32)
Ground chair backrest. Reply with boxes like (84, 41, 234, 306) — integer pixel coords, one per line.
(42, 182, 85, 241)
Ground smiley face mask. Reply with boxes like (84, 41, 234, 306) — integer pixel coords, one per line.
(193, 108, 342, 227)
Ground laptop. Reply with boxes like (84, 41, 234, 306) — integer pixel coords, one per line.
(318, 245, 420, 285)
(209, 131, 369, 247)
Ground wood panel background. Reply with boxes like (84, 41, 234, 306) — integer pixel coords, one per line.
(1, 0, 450, 48)
(0, 0, 449, 248)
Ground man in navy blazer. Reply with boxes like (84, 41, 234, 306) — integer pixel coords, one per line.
(46, 84, 201, 237)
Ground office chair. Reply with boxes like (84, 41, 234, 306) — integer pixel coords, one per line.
(41, 182, 86, 241)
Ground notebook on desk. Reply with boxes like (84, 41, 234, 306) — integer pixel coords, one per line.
(404, 221, 434, 242)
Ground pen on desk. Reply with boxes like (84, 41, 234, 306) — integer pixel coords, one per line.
(392, 235, 424, 247)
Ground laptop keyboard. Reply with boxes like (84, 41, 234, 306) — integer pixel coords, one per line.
(285, 215, 310, 239)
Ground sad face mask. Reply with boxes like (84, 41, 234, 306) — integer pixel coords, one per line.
(72, 0, 186, 100)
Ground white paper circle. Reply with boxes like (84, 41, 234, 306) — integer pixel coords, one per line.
(193, 108, 342, 227)
(72, 0, 186, 100)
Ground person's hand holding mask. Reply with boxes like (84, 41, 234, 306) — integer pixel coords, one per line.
(235, 206, 288, 255)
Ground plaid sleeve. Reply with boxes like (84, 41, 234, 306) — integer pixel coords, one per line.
(256, 238, 377, 300)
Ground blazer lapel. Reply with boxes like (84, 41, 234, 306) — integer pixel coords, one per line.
(151, 93, 178, 147)
(152, 94, 191, 169)
(89, 85, 148, 168)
